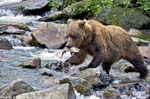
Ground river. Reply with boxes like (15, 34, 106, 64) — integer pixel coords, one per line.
(0, 0, 150, 99)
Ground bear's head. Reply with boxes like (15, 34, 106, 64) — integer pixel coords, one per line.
(65, 19, 93, 49)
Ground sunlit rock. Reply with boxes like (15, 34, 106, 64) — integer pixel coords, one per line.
(0, 79, 34, 99)
(16, 84, 76, 99)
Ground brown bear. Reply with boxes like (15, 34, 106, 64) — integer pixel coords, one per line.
(64, 19, 148, 79)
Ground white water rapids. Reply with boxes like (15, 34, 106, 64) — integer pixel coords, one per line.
(0, 9, 41, 24)
(0, 0, 22, 6)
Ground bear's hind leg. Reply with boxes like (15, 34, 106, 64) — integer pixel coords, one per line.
(125, 55, 148, 79)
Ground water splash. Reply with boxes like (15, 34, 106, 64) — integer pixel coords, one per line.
(0, 9, 14, 16)
(0, 9, 41, 24)
(0, 0, 22, 6)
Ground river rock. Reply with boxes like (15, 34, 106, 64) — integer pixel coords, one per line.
(0, 25, 25, 35)
(16, 84, 76, 99)
(138, 46, 150, 58)
(0, 0, 49, 15)
(0, 79, 34, 99)
(128, 28, 143, 36)
(102, 88, 120, 99)
(0, 38, 12, 50)
(95, 7, 150, 29)
(30, 22, 67, 48)
(146, 86, 150, 95)
(119, 64, 138, 73)
(13, 32, 33, 46)
(140, 30, 150, 35)
(73, 68, 102, 87)
(39, 1, 88, 21)
(60, 77, 93, 96)
(18, 58, 41, 69)
(131, 37, 149, 46)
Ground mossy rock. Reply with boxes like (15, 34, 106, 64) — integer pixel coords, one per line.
(95, 7, 150, 29)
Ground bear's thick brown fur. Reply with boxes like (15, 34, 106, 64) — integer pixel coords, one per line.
(65, 19, 148, 79)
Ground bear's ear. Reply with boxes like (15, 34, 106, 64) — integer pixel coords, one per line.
(79, 21, 86, 28)
(67, 19, 73, 24)
(79, 20, 92, 31)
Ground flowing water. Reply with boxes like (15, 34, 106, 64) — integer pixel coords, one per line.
(0, 9, 41, 25)
(0, 0, 22, 6)
(0, 0, 48, 90)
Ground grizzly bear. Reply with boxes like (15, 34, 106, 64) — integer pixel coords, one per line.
(64, 19, 148, 79)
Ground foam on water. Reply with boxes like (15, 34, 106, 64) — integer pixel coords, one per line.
(0, 0, 22, 6)
(13, 46, 37, 50)
(0, 14, 41, 24)
(0, 9, 41, 24)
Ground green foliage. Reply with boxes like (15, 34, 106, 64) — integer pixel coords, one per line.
(79, 0, 113, 17)
(61, 0, 80, 9)
(48, 0, 150, 17)
(138, 0, 150, 16)
(48, 0, 60, 11)
(122, 0, 131, 5)
(49, 0, 80, 11)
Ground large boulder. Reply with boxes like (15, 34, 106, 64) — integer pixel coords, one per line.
(138, 46, 150, 58)
(0, 38, 13, 50)
(30, 22, 67, 49)
(16, 84, 76, 99)
(39, 1, 89, 21)
(0, 79, 34, 99)
(95, 7, 150, 29)
(60, 77, 93, 96)
(0, 0, 49, 15)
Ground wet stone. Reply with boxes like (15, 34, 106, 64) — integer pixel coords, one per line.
(102, 88, 121, 99)
(45, 61, 71, 72)
(41, 72, 53, 77)
(16, 84, 76, 99)
(0, 38, 13, 50)
(60, 77, 93, 96)
(146, 85, 150, 94)
(18, 58, 41, 69)
(0, 79, 34, 99)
